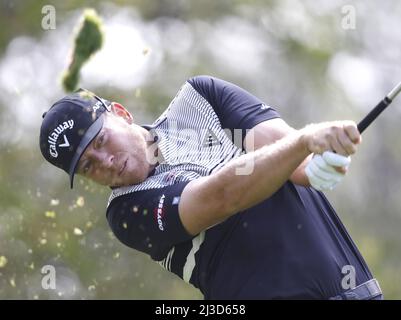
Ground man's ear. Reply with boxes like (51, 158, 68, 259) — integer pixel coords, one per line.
(110, 102, 134, 124)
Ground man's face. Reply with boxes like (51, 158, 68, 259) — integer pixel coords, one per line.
(77, 106, 153, 187)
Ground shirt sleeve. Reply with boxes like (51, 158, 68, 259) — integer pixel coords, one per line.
(106, 181, 194, 261)
(187, 75, 281, 144)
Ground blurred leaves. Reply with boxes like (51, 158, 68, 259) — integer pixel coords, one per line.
(62, 8, 104, 92)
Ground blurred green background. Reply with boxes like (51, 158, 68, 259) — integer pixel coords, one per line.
(1, 0, 401, 299)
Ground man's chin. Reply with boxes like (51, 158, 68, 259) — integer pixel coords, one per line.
(110, 176, 147, 188)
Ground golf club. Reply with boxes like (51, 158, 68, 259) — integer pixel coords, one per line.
(357, 82, 401, 133)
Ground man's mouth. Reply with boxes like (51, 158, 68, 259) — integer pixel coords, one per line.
(118, 159, 127, 176)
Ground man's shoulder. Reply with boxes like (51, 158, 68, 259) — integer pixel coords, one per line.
(186, 74, 217, 86)
(106, 182, 156, 210)
(106, 174, 195, 210)
(186, 75, 220, 97)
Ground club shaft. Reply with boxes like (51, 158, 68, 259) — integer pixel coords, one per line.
(387, 82, 401, 100)
(357, 82, 401, 134)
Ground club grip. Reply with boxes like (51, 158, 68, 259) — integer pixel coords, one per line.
(357, 97, 392, 134)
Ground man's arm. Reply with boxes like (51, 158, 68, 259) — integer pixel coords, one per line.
(244, 118, 311, 186)
(179, 121, 361, 236)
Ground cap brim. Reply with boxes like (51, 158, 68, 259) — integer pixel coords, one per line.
(68, 114, 105, 189)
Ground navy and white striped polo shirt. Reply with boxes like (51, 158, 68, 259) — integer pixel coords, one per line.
(106, 76, 373, 299)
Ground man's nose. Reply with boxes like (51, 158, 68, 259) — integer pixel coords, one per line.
(103, 154, 115, 169)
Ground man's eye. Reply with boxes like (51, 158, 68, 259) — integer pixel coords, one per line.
(96, 132, 105, 148)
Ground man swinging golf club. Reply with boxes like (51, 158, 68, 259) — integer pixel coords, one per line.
(39, 75, 383, 299)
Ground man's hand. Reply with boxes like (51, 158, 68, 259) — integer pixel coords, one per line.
(301, 121, 362, 156)
(301, 120, 361, 191)
(305, 151, 351, 191)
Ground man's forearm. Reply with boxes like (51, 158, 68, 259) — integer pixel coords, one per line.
(218, 131, 310, 215)
(244, 118, 311, 187)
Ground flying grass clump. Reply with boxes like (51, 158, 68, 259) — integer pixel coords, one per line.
(62, 8, 104, 92)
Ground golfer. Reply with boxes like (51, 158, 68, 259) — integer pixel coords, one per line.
(39, 75, 382, 299)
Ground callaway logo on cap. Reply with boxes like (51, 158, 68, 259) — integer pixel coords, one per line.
(39, 89, 111, 188)
(47, 119, 74, 158)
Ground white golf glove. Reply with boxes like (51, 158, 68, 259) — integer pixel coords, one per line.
(305, 151, 351, 191)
